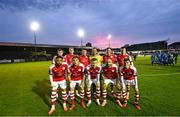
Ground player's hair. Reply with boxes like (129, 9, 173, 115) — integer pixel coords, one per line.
(69, 48, 74, 50)
(56, 56, 63, 59)
(57, 49, 63, 52)
(82, 49, 87, 52)
(72, 55, 79, 59)
(91, 58, 98, 62)
(124, 57, 130, 62)
(106, 47, 111, 50)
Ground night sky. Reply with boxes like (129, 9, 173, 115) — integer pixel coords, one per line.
(0, 0, 180, 48)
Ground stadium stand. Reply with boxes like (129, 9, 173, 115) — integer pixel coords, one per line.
(0, 42, 92, 63)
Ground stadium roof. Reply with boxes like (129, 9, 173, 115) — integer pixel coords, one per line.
(0, 42, 92, 49)
(168, 42, 180, 46)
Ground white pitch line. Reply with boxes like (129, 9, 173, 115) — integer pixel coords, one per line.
(139, 72, 180, 77)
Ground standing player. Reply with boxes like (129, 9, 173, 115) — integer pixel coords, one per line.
(79, 49, 90, 67)
(64, 48, 80, 96)
(120, 58, 141, 110)
(102, 48, 116, 64)
(89, 48, 103, 65)
(68, 56, 86, 110)
(117, 47, 133, 68)
(86, 58, 101, 107)
(64, 48, 75, 65)
(48, 56, 68, 115)
(101, 58, 122, 107)
(103, 48, 117, 97)
(52, 49, 66, 64)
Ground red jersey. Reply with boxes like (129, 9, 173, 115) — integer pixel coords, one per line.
(102, 64, 118, 79)
(87, 65, 101, 79)
(120, 66, 137, 80)
(64, 54, 75, 65)
(49, 62, 68, 82)
(117, 54, 132, 67)
(103, 54, 116, 64)
(69, 63, 84, 81)
(79, 55, 90, 67)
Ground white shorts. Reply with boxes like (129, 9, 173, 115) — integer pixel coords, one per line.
(104, 78, 116, 86)
(124, 78, 138, 89)
(51, 80, 67, 90)
(70, 80, 82, 89)
(89, 78, 99, 86)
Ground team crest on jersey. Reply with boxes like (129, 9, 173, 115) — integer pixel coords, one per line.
(112, 70, 115, 72)
(78, 69, 81, 72)
(62, 67, 65, 70)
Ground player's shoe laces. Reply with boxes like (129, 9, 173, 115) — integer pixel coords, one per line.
(48, 107, 55, 115)
(134, 103, 141, 110)
(101, 100, 107, 107)
(96, 99, 100, 106)
(63, 103, 68, 112)
(86, 100, 92, 107)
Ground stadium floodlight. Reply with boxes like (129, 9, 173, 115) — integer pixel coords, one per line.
(30, 21, 40, 31)
(30, 21, 40, 60)
(77, 28, 85, 47)
(107, 34, 112, 48)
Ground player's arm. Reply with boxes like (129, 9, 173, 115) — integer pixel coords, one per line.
(52, 56, 57, 64)
(129, 56, 134, 66)
(49, 66, 54, 85)
(115, 65, 120, 86)
(67, 67, 71, 83)
(86, 67, 91, 81)
(133, 67, 138, 89)
(65, 66, 68, 82)
(80, 64, 85, 87)
(100, 66, 105, 80)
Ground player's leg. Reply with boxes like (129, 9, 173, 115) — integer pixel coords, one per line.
(133, 79, 141, 110)
(60, 80, 68, 111)
(95, 81, 101, 105)
(80, 81, 85, 108)
(115, 81, 123, 107)
(126, 82, 131, 100)
(69, 81, 75, 111)
(122, 84, 128, 108)
(86, 80, 92, 107)
(48, 83, 58, 115)
(110, 83, 116, 97)
(102, 79, 109, 107)
(75, 84, 80, 97)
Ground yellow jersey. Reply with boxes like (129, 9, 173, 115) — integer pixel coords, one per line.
(89, 54, 103, 65)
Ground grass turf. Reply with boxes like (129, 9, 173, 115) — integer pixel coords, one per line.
(0, 56, 180, 116)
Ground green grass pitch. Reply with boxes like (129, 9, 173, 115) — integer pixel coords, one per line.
(0, 56, 180, 116)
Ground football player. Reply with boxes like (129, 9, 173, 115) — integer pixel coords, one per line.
(48, 56, 68, 115)
(86, 58, 101, 107)
(120, 58, 141, 110)
(68, 56, 86, 111)
(101, 58, 122, 107)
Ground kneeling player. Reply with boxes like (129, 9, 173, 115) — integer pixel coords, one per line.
(86, 58, 101, 107)
(68, 56, 86, 111)
(101, 58, 122, 107)
(120, 58, 141, 110)
(48, 56, 68, 115)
